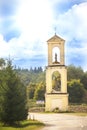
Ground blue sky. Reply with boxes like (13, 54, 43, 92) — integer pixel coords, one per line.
(0, 0, 87, 71)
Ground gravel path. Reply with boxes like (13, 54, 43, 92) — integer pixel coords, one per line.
(29, 113, 87, 130)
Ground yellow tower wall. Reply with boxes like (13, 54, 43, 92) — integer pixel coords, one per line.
(45, 94, 68, 111)
(45, 34, 68, 112)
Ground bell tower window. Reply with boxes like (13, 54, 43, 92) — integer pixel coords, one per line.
(52, 47, 60, 63)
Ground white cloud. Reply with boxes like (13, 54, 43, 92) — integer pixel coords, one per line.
(0, 34, 10, 57)
(0, 33, 47, 62)
(54, 2, 87, 41)
(0, 1, 87, 70)
(57, 3, 87, 43)
(14, 0, 54, 41)
(52, 2, 87, 70)
(0, 0, 51, 60)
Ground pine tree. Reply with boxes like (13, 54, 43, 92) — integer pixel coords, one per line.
(0, 59, 28, 125)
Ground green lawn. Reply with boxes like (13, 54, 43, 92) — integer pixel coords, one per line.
(0, 120, 44, 130)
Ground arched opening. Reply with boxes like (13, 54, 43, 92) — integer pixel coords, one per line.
(52, 47, 60, 63)
(52, 71, 61, 92)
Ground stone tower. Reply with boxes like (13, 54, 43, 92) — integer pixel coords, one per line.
(45, 34, 68, 111)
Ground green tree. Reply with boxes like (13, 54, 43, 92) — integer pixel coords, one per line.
(82, 89, 87, 103)
(81, 72, 87, 90)
(27, 83, 36, 99)
(67, 79, 85, 103)
(0, 59, 28, 125)
(67, 64, 84, 81)
(34, 82, 45, 100)
(16, 68, 45, 86)
(0, 58, 6, 69)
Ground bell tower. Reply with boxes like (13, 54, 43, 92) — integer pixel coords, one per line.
(45, 34, 68, 111)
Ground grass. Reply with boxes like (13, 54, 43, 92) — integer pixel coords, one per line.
(0, 120, 44, 130)
(67, 112, 87, 116)
(42, 110, 87, 116)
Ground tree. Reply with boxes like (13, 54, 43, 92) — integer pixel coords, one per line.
(67, 64, 84, 81)
(0, 59, 28, 125)
(0, 58, 6, 69)
(81, 72, 87, 90)
(34, 82, 45, 100)
(27, 83, 36, 99)
(67, 79, 85, 103)
(82, 89, 87, 103)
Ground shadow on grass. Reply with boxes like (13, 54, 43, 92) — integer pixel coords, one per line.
(0, 120, 44, 128)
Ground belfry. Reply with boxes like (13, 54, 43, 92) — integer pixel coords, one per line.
(45, 34, 68, 111)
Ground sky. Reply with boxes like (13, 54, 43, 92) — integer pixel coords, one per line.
(0, 0, 87, 71)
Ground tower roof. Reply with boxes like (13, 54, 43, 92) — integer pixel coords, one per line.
(47, 34, 65, 42)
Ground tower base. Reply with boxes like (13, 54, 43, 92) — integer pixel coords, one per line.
(45, 93, 68, 112)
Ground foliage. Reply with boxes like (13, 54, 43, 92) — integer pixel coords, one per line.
(0, 120, 44, 130)
(0, 58, 6, 68)
(15, 67, 45, 86)
(81, 72, 87, 90)
(82, 89, 87, 103)
(67, 79, 85, 103)
(1, 57, 87, 106)
(67, 64, 84, 81)
(34, 82, 46, 100)
(0, 59, 28, 125)
(27, 99, 36, 108)
(27, 83, 36, 99)
(27, 82, 45, 101)
(25, 64, 87, 104)
(17, 64, 87, 102)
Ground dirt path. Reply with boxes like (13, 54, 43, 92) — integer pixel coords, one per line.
(29, 113, 87, 130)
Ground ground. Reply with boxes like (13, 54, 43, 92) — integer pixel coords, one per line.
(29, 113, 87, 130)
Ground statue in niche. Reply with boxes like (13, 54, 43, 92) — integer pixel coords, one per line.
(53, 53, 60, 64)
(55, 53, 57, 62)
(52, 71, 61, 92)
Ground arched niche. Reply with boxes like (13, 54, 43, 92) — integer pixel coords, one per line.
(52, 47, 60, 64)
(52, 71, 61, 93)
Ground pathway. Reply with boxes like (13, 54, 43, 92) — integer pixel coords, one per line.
(29, 113, 87, 130)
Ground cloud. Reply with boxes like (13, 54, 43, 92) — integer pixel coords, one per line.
(14, 0, 54, 41)
(0, 0, 20, 41)
(54, 2, 87, 39)
(48, 0, 87, 15)
(0, 0, 50, 62)
(52, 2, 87, 70)
(0, 33, 47, 68)
(0, 1, 87, 70)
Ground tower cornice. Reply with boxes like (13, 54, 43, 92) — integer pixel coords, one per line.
(47, 34, 65, 43)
